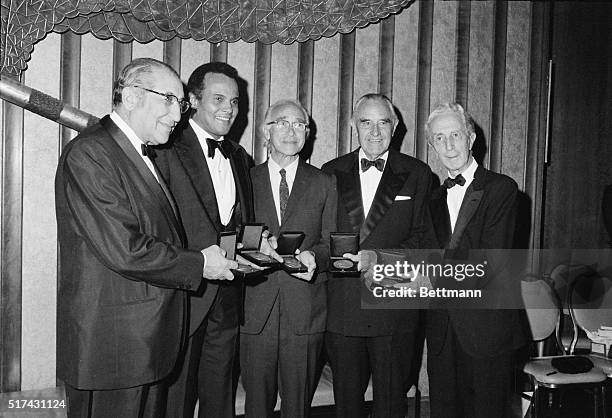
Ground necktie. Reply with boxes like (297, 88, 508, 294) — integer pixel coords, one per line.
(443, 173, 466, 189)
(206, 138, 231, 159)
(141, 144, 180, 220)
(279, 168, 289, 221)
(361, 158, 385, 172)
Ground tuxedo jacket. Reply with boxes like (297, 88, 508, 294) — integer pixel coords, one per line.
(241, 160, 337, 335)
(427, 165, 526, 357)
(321, 148, 436, 336)
(55, 116, 204, 390)
(156, 123, 254, 335)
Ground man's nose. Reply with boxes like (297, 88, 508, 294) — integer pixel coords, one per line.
(445, 137, 454, 151)
(371, 123, 381, 136)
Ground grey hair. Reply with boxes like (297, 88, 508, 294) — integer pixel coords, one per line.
(264, 99, 310, 124)
(425, 102, 475, 141)
(112, 58, 180, 108)
(351, 93, 398, 124)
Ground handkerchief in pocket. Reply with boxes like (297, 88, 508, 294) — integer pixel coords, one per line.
(394, 195, 412, 201)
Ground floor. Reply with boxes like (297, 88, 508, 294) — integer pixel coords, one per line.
(1, 384, 610, 417)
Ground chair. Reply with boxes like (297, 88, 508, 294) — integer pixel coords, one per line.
(521, 277, 608, 418)
(569, 271, 612, 414)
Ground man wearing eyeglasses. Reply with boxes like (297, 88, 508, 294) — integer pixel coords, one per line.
(155, 62, 281, 418)
(55, 58, 230, 417)
(239, 100, 337, 417)
(321, 94, 435, 417)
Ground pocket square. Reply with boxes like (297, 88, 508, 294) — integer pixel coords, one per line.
(395, 195, 412, 201)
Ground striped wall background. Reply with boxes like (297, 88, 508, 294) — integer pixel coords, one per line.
(1, 0, 550, 391)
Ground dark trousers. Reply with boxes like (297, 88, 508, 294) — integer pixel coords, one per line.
(66, 381, 166, 418)
(325, 331, 414, 418)
(240, 295, 324, 418)
(427, 326, 514, 418)
(166, 285, 240, 418)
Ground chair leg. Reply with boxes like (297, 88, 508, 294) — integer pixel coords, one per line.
(414, 388, 421, 418)
(533, 384, 540, 418)
(594, 386, 600, 418)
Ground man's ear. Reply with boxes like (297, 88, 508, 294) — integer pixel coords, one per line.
(188, 92, 198, 109)
(469, 132, 476, 148)
(122, 86, 139, 111)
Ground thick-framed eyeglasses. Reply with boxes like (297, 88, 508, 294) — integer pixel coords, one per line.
(132, 85, 191, 114)
(266, 119, 308, 132)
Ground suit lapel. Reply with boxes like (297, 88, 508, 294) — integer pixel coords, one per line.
(430, 186, 452, 248)
(252, 162, 280, 233)
(101, 116, 185, 242)
(447, 166, 486, 249)
(228, 145, 253, 223)
(361, 150, 409, 242)
(174, 125, 221, 231)
(336, 152, 364, 234)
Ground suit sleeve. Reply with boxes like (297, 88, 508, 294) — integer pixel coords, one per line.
(60, 142, 203, 290)
(307, 174, 337, 272)
(402, 164, 437, 249)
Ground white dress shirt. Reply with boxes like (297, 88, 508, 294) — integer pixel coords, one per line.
(359, 148, 388, 219)
(110, 111, 159, 182)
(447, 157, 478, 232)
(268, 157, 299, 225)
(190, 119, 236, 226)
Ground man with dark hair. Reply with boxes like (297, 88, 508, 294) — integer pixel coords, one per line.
(157, 62, 278, 418)
(240, 100, 337, 417)
(426, 102, 524, 417)
(322, 93, 434, 417)
(55, 58, 236, 417)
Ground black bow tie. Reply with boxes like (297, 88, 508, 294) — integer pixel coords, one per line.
(361, 158, 385, 172)
(206, 138, 231, 159)
(141, 144, 157, 159)
(444, 174, 466, 189)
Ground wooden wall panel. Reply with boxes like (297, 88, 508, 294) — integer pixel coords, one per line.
(80, 34, 114, 118)
(393, 2, 419, 157)
(466, 1, 495, 162)
(1, 0, 551, 391)
(311, 37, 340, 168)
(180, 39, 210, 81)
(21, 33, 61, 391)
(270, 43, 298, 107)
(133, 40, 163, 61)
(502, 1, 531, 187)
(227, 42, 256, 155)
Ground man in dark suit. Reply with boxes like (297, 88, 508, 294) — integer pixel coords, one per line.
(55, 58, 237, 418)
(156, 62, 278, 418)
(321, 94, 434, 418)
(240, 99, 337, 417)
(425, 102, 525, 418)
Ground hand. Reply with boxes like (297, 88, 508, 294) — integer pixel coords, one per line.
(343, 250, 377, 272)
(236, 254, 266, 271)
(201, 245, 238, 280)
(259, 232, 283, 263)
(292, 249, 316, 281)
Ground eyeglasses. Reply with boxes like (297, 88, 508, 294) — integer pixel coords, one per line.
(266, 119, 308, 131)
(132, 85, 191, 114)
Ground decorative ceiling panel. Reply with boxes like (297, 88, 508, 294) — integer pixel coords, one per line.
(2, 0, 414, 77)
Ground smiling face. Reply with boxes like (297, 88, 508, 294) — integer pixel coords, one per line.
(428, 111, 475, 176)
(352, 98, 398, 160)
(189, 72, 239, 139)
(265, 102, 308, 163)
(125, 67, 184, 145)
